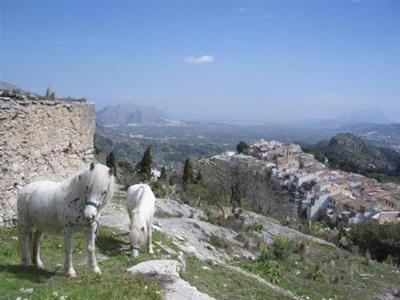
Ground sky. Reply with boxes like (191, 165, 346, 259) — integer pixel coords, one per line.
(1, 0, 399, 122)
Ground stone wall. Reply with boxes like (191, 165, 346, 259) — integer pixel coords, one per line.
(0, 98, 95, 225)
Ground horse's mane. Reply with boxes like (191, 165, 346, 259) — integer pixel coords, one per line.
(62, 164, 114, 206)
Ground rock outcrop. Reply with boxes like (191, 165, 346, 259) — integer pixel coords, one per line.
(127, 259, 214, 300)
(100, 197, 335, 264)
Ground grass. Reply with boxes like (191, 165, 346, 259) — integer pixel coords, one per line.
(2, 223, 399, 300)
(0, 226, 164, 300)
(181, 255, 291, 300)
(236, 241, 400, 300)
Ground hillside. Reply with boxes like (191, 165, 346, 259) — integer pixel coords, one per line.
(340, 123, 400, 152)
(1, 195, 399, 299)
(97, 103, 180, 126)
(324, 110, 391, 127)
(306, 133, 400, 181)
(0, 81, 24, 92)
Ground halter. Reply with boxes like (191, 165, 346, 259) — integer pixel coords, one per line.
(84, 175, 112, 210)
(130, 245, 141, 251)
(85, 200, 100, 209)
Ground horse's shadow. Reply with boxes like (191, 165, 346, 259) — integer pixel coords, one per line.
(96, 233, 130, 257)
(0, 264, 57, 283)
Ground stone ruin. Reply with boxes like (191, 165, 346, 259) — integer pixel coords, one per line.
(0, 90, 95, 226)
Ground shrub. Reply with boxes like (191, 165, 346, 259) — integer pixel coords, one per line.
(349, 219, 400, 266)
(240, 260, 281, 284)
(259, 235, 293, 261)
(270, 235, 293, 260)
(250, 223, 263, 232)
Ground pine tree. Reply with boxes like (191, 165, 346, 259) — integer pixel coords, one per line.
(236, 141, 249, 154)
(183, 158, 194, 186)
(106, 151, 117, 175)
(160, 167, 167, 181)
(195, 171, 203, 184)
(45, 86, 51, 98)
(138, 146, 152, 182)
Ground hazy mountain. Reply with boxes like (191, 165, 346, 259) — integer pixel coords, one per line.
(328, 110, 391, 125)
(308, 133, 400, 180)
(340, 123, 400, 152)
(297, 110, 392, 129)
(0, 81, 25, 92)
(96, 103, 181, 126)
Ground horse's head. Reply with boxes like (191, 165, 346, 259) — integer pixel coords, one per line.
(128, 212, 147, 257)
(82, 163, 114, 222)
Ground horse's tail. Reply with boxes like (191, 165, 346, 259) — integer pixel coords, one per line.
(16, 223, 21, 255)
(16, 190, 22, 255)
(15, 189, 32, 258)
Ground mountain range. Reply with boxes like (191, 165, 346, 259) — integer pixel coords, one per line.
(298, 110, 392, 128)
(96, 103, 182, 127)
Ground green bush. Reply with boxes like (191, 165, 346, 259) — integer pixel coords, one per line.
(240, 260, 281, 284)
(259, 235, 293, 261)
(349, 219, 400, 265)
(250, 223, 263, 232)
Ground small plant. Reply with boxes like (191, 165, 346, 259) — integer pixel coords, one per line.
(204, 209, 217, 225)
(239, 260, 281, 284)
(270, 235, 293, 261)
(250, 223, 263, 232)
(305, 263, 325, 282)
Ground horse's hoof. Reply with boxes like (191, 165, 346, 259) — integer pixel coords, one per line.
(93, 266, 102, 275)
(67, 270, 77, 278)
(35, 261, 44, 269)
(148, 249, 154, 255)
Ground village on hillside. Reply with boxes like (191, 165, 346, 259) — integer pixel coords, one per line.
(212, 139, 400, 228)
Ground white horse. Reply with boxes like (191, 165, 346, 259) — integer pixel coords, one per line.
(126, 184, 155, 257)
(17, 163, 114, 277)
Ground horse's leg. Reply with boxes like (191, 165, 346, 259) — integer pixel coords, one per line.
(32, 230, 43, 268)
(86, 222, 101, 275)
(20, 227, 31, 267)
(63, 229, 76, 278)
(147, 219, 153, 255)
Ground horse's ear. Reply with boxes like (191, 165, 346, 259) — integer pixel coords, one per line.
(141, 226, 145, 232)
(90, 162, 95, 171)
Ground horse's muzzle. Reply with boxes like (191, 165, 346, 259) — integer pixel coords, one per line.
(84, 205, 98, 222)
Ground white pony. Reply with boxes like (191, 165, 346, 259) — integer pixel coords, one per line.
(17, 163, 114, 277)
(126, 184, 155, 257)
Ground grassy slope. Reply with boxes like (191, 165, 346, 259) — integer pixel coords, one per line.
(0, 226, 287, 300)
(237, 242, 400, 300)
(0, 227, 162, 300)
(1, 217, 399, 300)
(181, 255, 290, 300)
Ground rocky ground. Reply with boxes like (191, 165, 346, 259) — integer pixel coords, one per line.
(99, 193, 338, 300)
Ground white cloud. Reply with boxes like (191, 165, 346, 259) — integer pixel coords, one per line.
(184, 55, 215, 64)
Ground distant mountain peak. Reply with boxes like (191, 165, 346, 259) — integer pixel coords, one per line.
(0, 81, 26, 93)
(331, 110, 391, 125)
(96, 103, 181, 126)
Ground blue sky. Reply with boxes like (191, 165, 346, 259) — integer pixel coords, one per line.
(1, 0, 399, 121)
